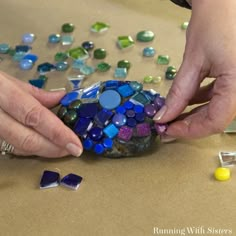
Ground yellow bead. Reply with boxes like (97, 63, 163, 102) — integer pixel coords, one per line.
(214, 167, 231, 181)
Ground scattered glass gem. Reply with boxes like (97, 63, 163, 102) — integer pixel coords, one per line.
(67, 47, 89, 60)
(118, 126, 133, 141)
(99, 90, 121, 110)
(37, 62, 55, 74)
(55, 61, 69, 71)
(114, 67, 127, 79)
(214, 167, 231, 181)
(136, 123, 151, 137)
(96, 62, 111, 72)
(15, 45, 32, 53)
(0, 43, 10, 54)
(61, 35, 74, 46)
(157, 55, 170, 65)
(66, 75, 84, 90)
(136, 30, 155, 42)
(154, 123, 168, 134)
(112, 113, 127, 127)
(62, 23, 75, 33)
(72, 59, 85, 70)
(218, 151, 236, 167)
(61, 173, 83, 190)
(91, 22, 110, 33)
(29, 75, 48, 89)
(103, 124, 119, 139)
(60, 91, 79, 106)
(117, 36, 135, 49)
(54, 52, 68, 62)
(23, 54, 38, 63)
(80, 65, 95, 75)
(82, 41, 94, 51)
(143, 47, 156, 57)
(22, 33, 35, 44)
(94, 143, 105, 154)
(63, 110, 78, 126)
(40, 170, 60, 189)
(165, 66, 177, 80)
(48, 34, 61, 43)
(153, 76, 162, 84)
(19, 59, 34, 70)
(117, 60, 131, 71)
(143, 75, 154, 83)
(13, 52, 26, 61)
(181, 21, 189, 30)
(93, 48, 107, 59)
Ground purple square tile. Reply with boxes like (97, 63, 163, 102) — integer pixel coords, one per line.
(136, 123, 151, 137)
(118, 126, 133, 141)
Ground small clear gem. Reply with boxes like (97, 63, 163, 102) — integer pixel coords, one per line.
(117, 36, 134, 49)
(0, 43, 10, 54)
(91, 22, 110, 33)
(61, 35, 74, 46)
(114, 68, 127, 79)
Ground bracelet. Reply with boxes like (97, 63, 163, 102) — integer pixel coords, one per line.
(170, 0, 192, 9)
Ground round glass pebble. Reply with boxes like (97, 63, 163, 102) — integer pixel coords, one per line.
(22, 33, 35, 44)
(48, 34, 61, 43)
(117, 60, 131, 71)
(144, 104, 157, 117)
(63, 110, 78, 126)
(112, 113, 127, 127)
(99, 90, 121, 110)
(94, 48, 107, 59)
(82, 41, 94, 51)
(55, 61, 69, 71)
(143, 47, 156, 57)
(62, 23, 75, 33)
(89, 127, 103, 141)
(136, 30, 155, 42)
(19, 59, 34, 70)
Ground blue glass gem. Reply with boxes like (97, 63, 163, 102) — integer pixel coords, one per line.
(83, 138, 94, 150)
(117, 84, 135, 98)
(29, 78, 47, 88)
(112, 113, 127, 127)
(126, 109, 135, 118)
(82, 41, 94, 51)
(103, 124, 119, 139)
(60, 91, 79, 106)
(116, 105, 126, 114)
(78, 103, 98, 118)
(127, 118, 137, 127)
(61, 35, 74, 45)
(124, 100, 134, 110)
(104, 80, 123, 90)
(135, 112, 145, 123)
(0, 43, 10, 54)
(94, 144, 105, 155)
(114, 67, 127, 78)
(73, 117, 92, 136)
(15, 45, 32, 53)
(134, 105, 144, 113)
(99, 90, 121, 110)
(22, 33, 35, 44)
(103, 138, 113, 149)
(80, 65, 95, 75)
(81, 82, 100, 99)
(61, 173, 83, 190)
(94, 109, 113, 127)
(37, 62, 56, 74)
(143, 47, 156, 57)
(19, 59, 34, 70)
(48, 34, 61, 43)
(23, 54, 38, 63)
(89, 127, 103, 141)
(67, 75, 84, 90)
(55, 61, 69, 71)
(40, 170, 60, 189)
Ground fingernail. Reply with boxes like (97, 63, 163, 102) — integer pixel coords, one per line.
(154, 105, 167, 121)
(160, 134, 177, 143)
(49, 88, 66, 92)
(66, 143, 83, 157)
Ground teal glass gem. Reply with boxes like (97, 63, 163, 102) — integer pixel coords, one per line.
(117, 60, 131, 71)
(130, 92, 150, 106)
(114, 68, 127, 79)
(157, 55, 170, 65)
(72, 59, 85, 70)
(55, 61, 69, 71)
(54, 52, 68, 62)
(96, 62, 111, 72)
(181, 22, 189, 30)
(93, 48, 107, 59)
(12, 52, 26, 61)
(117, 36, 134, 49)
(62, 23, 75, 33)
(143, 47, 156, 57)
(80, 65, 95, 75)
(129, 81, 143, 92)
(165, 66, 177, 80)
(67, 47, 89, 60)
(61, 35, 74, 46)
(136, 30, 155, 42)
(0, 43, 10, 54)
(90, 22, 110, 33)
(48, 34, 61, 44)
(29, 75, 48, 89)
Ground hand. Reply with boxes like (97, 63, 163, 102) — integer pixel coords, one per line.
(154, 0, 236, 139)
(0, 71, 83, 157)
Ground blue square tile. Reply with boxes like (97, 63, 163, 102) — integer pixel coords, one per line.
(103, 124, 119, 138)
(40, 170, 60, 189)
(117, 84, 135, 98)
(61, 173, 83, 190)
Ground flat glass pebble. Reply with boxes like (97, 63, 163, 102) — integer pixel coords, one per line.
(136, 30, 155, 42)
(112, 113, 127, 127)
(94, 144, 105, 154)
(80, 65, 95, 75)
(103, 138, 113, 149)
(116, 106, 126, 114)
(134, 105, 144, 113)
(0, 43, 10, 54)
(96, 62, 111, 72)
(114, 68, 127, 79)
(91, 22, 110, 33)
(54, 52, 68, 62)
(62, 23, 75, 33)
(61, 35, 74, 46)
(19, 59, 34, 70)
(72, 59, 85, 70)
(144, 104, 157, 117)
(67, 47, 89, 60)
(117, 36, 134, 49)
(22, 33, 35, 44)
(93, 48, 107, 59)
(135, 112, 145, 123)
(94, 109, 113, 127)
(60, 91, 79, 106)
(143, 47, 156, 57)
(82, 41, 94, 51)
(61, 173, 83, 190)
(214, 167, 231, 181)
(153, 76, 162, 84)
(23, 54, 38, 63)
(99, 90, 121, 110)
(63, 110, 78, 126)
(117, 60, 131, 71)
(157, 55, 170, 65)
(126, 109, 135, 118)
(103, 124, 119, 139)
(154, 96, 165, 110)
(136, 123, 151, 137)
(55, 61, 69, 71)
(48, 34, 61, 44)
(124, 100, 134, 110)
(40, 170, 60, 189)
(143, 75, 154, 83)
(181, 21, 189, 30)
(118, 126, 133, 141)
(13, 52, 26, 61)
(83, 138, 94, 150)
(37, 62, 55, 74)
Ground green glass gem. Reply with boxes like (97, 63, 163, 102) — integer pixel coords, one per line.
(8, 48, 16, 56)
(96, 62, 111, 72)
(91, 22, 110, 33)
(62, 23, 75, 33)
(68, 99, 82, 110)
(38, 75, 48, 81)
(93, 48, 107, 59)
(143, 75, 154, 83)
(57, 106, 68, 120)
(157, 55, 170, 65)
(54, 52, 68, 62)
(165, 66, 177, 80)
(117, 36, 134, 49)
(63, 110, 78, 126)
(181, 22, 189, 30)
(117, 60, 131, 71)
(153, 76, 162, 84)
(67, 47, 89, 60)
(136, 30, 155, 42)
(166, 66, 177, 73)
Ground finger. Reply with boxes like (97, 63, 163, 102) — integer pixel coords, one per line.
(0, 109, 69, 158)
(0, 77, 83, 157)
(0, 71, 66, 108)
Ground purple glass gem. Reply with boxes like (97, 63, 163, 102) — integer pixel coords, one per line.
(154, 123, 168, 135)
(144, 104, 157, 117)
(154, 96, 165, 110)
(136, 123, 151, 137)
(61, 173, 83, 190)
(112, 113, 127, 127)
(78, 103, 98, 118)
(88, 127, 104, 141)
(118, 126, 133, 141)
(126, 109, 135, 118)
